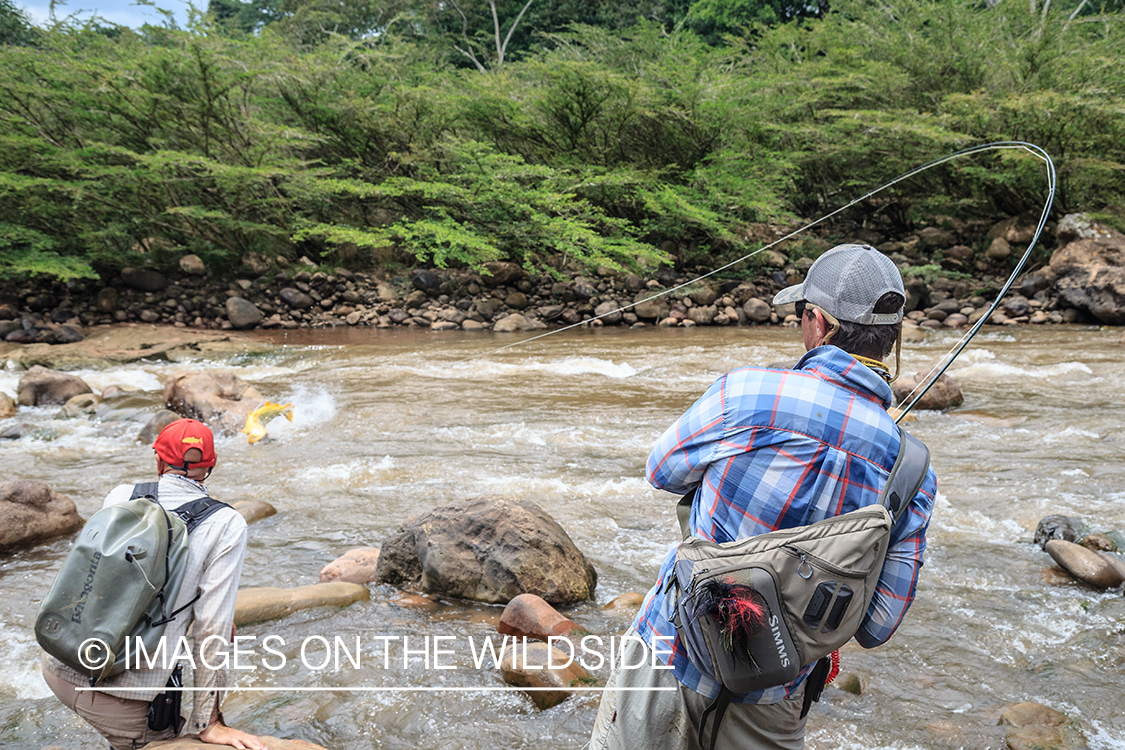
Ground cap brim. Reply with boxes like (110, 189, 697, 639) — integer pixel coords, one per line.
(772, 283, 804, 307)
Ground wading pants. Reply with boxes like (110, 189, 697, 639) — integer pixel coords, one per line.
(588, 630, 807, 750)
(43, 663, 177, 750)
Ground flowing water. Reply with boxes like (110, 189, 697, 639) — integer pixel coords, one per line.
(2, 325, 1124, 749)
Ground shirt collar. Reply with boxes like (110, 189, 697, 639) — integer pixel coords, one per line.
(159, 472, 209, 495)
(795, 345, 894, 407)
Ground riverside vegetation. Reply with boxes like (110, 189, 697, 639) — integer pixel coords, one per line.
(0, 0, 1123, 308)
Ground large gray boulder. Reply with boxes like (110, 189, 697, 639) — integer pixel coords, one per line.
(225, 297, 263, 329)
(1050, 214, 1125, 325)
(163, 370, 265, 435)
(376, 495, 597, 605)
(17, 366, 93, 406)
(0, 480, 83, 553)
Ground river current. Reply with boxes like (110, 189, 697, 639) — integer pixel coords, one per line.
(1, 325, 1123, 749)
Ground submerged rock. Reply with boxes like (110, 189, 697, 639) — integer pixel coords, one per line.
(376, 495, 597, 605)
(320, 547, 381, 584)
(234, 583, 369, 626)
(0, 480, 83, 553)
(1000, 702, 1087, 750)
(499, 640, 593, 710)
(17, 365, 93, 407)
(1045, 540, 1125, 589)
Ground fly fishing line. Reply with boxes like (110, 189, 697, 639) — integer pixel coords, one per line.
(441, 141, 1056, 421)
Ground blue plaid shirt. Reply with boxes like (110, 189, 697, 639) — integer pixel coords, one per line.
(632, 345, 937, 704)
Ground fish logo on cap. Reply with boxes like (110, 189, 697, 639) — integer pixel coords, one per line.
(182, 437, 204, 445)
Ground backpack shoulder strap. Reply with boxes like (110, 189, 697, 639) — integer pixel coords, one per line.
(130, 482, 160, 500)
(173, 496, 233, 534)
(676, 489, 694, 541)
(881, 424, 931, 525)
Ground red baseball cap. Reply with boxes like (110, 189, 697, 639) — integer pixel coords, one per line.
(153, 418, 217, 470)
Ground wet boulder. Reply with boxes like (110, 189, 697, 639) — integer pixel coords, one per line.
(376, 495, 597, 605)
(163, 370, 265, 435)
(500, 640, 593, 710)
(232, 499, 277, 525)
(1034, 516, 1089, 551)
(1045, 540, 1125, 589)
(17, 366, 93, 407)
(891, 371, 963, 411)
(1000, 702, 1087, 750)
(499, 593, 586, 642)
(1050, 215, 1125, 325)
(234, 582, 369, 626)
(0, 480, 83, 553)
(320, 547, 381, 584)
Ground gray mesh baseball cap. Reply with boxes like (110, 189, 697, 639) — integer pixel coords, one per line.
(772, 244, 904, 325)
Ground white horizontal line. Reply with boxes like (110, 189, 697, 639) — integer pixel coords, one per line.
(75, 686, 675, 693)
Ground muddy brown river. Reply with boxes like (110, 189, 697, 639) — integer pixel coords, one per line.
(2, 324, 1123, 749)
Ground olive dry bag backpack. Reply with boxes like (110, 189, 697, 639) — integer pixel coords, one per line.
(35, 484, 229, 685)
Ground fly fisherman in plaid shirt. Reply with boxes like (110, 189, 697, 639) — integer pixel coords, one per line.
(590, 244, 938, 750)
(43, 419, 266, 750)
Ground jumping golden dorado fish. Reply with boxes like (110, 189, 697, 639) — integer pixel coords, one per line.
(241, 401, 294, 444)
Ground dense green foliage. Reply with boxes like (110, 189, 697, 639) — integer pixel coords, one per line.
(0, 0, 1123, 281)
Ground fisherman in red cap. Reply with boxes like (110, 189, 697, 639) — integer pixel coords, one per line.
(42, 418, 266, 750)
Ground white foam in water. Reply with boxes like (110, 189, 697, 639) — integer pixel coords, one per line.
(397, 356, 640, 381)
(261, 385, 337, 438)
(1042, 426, 1102, 444)
(0, 628, 53, 700)
(70, 367, 164, 393)
(953, 360, 1093, 379)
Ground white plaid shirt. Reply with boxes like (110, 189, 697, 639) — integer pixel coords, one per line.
(43, 473, 249, 734)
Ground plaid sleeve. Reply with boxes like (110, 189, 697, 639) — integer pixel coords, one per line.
(646, 374, 727, 494)
(855, 466, 937, 648)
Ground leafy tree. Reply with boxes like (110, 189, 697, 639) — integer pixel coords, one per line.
(1, 0, 36, 46)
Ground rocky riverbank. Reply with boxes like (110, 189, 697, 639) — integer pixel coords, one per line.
(2, 214, 1124, 345)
